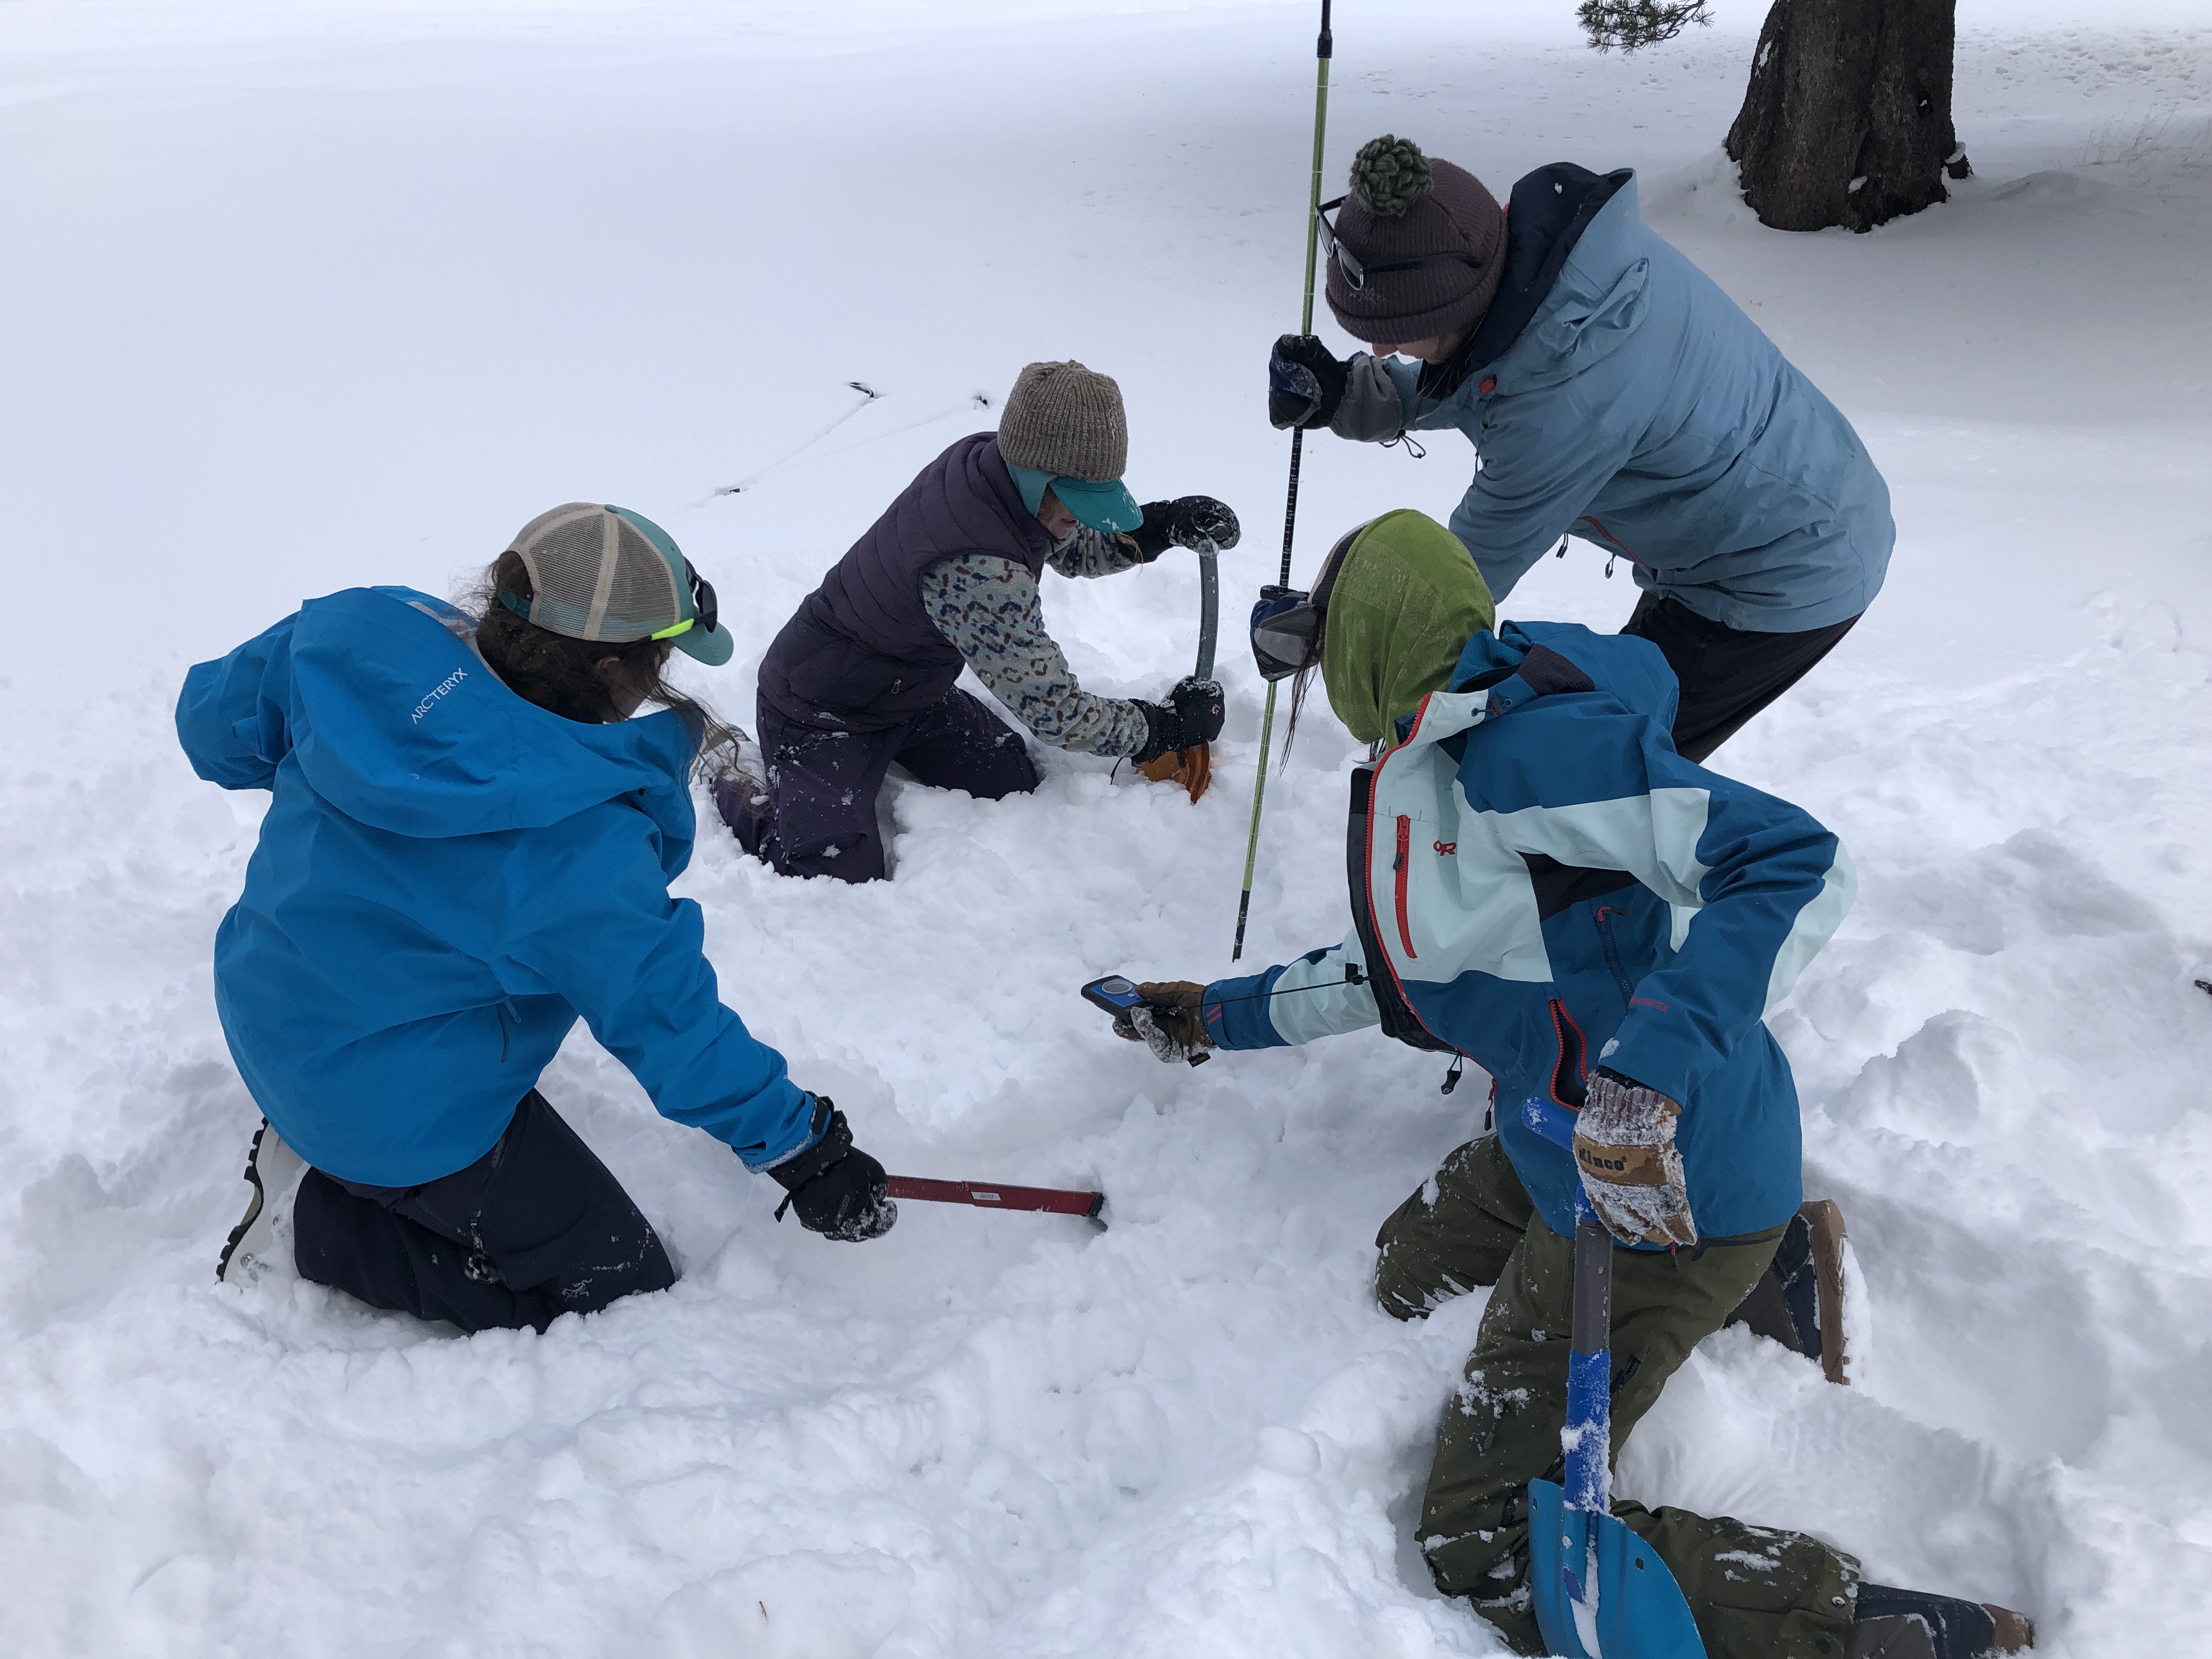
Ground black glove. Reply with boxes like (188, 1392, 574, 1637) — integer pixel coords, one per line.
(1268, 334, 1350, 431)
(1132, 676, 1226, 764)
(1130, 496, 1243, 561)
(768, 1097, 896, 1242)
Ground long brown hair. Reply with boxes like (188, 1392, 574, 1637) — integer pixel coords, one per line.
(1278, 523, 1363, 768)
(470, 549, 741, 778)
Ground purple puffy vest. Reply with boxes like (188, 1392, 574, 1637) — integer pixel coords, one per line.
(757, 433, 1053, 733)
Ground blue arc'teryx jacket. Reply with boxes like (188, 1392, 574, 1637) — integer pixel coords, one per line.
(1368, 168, 1894, 633)
(176, 587, 816, 1187)
(1201, 622, 1855, 1243)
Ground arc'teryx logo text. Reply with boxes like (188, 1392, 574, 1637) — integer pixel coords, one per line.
(412, 667, 468, 724)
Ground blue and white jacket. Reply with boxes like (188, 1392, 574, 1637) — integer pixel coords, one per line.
(1202, 622, 1854, 1243)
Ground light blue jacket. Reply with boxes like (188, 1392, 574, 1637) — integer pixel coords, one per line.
(176, 587, 815, 1186)
(1202, 622, 1854, 1242)
(1378, 174, 1893, 633)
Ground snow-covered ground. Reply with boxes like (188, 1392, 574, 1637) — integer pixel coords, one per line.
(3, 1, 2209, 1652)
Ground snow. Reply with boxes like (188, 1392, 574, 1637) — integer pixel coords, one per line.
(2, 0, 2209, 1652)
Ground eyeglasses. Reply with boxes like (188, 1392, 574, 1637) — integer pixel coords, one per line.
(1314, 195, 1486, 292)
(651, 559, 720, 642)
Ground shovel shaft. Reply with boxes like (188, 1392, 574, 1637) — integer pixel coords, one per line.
(1522, 1099, 1616, 1514)
(885, 1175, 1104, 1221)
(1566, 1219, 1615, 1514)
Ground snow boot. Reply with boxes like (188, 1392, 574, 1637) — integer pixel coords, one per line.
(1848, 1583, 2033, 1659)
(215, 1120, 309, 1284)
(1724, 1197, 1850, 1383)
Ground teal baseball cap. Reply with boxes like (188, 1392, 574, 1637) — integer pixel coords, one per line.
(501, 503, 733, 666)
(1004, 461, 1145, 535)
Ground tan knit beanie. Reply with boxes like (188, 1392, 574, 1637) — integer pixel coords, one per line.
(998, 361, 1128, 482)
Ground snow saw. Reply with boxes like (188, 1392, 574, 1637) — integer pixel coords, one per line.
(1137, 536, 1220, 803)
(884, 1175, 1105, 1227)
(1519, 1096, 1707, 1659)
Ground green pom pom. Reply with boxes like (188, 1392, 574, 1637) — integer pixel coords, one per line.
(1350, 136, 1434, 218)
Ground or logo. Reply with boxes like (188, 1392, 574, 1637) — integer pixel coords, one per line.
(1630, 995, 1670, 1013)
(411, 667, 469, 724)
(1434, 840, 1458, 855)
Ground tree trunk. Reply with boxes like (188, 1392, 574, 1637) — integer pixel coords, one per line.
(1725, 0, 1964, 233)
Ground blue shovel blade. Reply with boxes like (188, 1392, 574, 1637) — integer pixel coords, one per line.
(1528, 1479, 1707, 1659)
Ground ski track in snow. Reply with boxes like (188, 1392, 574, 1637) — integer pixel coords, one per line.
(2, 1, 2209, 1654)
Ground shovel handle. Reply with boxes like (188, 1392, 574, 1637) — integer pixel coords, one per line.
(884, 1175, 1105, 1222)
(1521, 1098, 1615, 1514)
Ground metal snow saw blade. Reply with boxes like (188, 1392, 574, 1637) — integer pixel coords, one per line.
(1137, 537, 1220, 803)
(1519, 1097, 1707, 1659)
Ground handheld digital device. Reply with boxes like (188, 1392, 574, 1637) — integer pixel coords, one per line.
(1082, 975, 1210, 1067)
(1081, 975, 1150, 1018)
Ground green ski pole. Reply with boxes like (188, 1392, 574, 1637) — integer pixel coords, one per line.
(1232, 0, 1333, 962)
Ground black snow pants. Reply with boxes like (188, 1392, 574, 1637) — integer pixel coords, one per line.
(292, 1090, 675, 1334)
(729, 687, 1038, 884)
(1620, 592, 1860, 763)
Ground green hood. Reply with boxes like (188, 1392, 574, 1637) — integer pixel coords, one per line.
(1322, 509, 1497, 746)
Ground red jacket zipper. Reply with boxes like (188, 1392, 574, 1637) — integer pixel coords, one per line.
(1393, 815, 1418, 958)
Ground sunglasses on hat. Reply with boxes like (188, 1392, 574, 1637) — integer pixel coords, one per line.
(1314, 195, 1487, 292)
(649, 560, 719, 643)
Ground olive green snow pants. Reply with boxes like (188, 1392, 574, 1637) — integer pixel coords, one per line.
(1375, 1136, 1859, 1659)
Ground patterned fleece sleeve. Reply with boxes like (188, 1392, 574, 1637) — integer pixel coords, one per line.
(1046, 526, 1151, 579)
(921, 555, 1152, 757)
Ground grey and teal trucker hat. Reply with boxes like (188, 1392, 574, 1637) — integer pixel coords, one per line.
(499, 503, 733, 667)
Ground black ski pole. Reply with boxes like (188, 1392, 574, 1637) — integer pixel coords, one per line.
(1232, 0, 1333, 961)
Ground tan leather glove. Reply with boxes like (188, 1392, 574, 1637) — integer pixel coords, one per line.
(1574, 1069, 1697, 1248)
(1112, 980, 1214, 1064)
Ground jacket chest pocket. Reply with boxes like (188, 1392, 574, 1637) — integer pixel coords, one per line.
(1387, 812, 1460, 961)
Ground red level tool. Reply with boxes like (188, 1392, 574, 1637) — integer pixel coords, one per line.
(885, 1175, 1105, 1224)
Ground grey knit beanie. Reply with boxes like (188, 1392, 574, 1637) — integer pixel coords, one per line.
(997, 360, 1128, 482)
(1325, 136, 1506, 346)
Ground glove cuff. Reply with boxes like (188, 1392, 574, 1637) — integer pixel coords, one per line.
(1131, 701, 1181, 765)
(769, 1097, 851, 1192)
(1128, 513, 1173, 562)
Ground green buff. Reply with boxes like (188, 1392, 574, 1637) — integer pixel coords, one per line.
(1321, 508, 1497, 747)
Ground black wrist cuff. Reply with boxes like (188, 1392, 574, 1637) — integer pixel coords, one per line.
(1131, 702, 1180, 765)
(770, 1096, 848, 1193)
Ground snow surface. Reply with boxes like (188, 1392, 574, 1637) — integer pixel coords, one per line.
(3, 1, 2210, 1653)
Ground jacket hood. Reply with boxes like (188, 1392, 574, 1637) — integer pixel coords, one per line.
(285, 587, 698, 851)
(1480, 173, 1651, 399)
(1449, 618, 1679, 731)
(1422, 162, 1631, 399)
(1323, 509, 1497, 746)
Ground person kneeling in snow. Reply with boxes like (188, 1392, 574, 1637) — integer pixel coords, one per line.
(720, 360, 1235, 882)
(1121, 511, 2029, 1659)
(1267, 136, 1893, 763)
(179, 503, 895, 1335)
